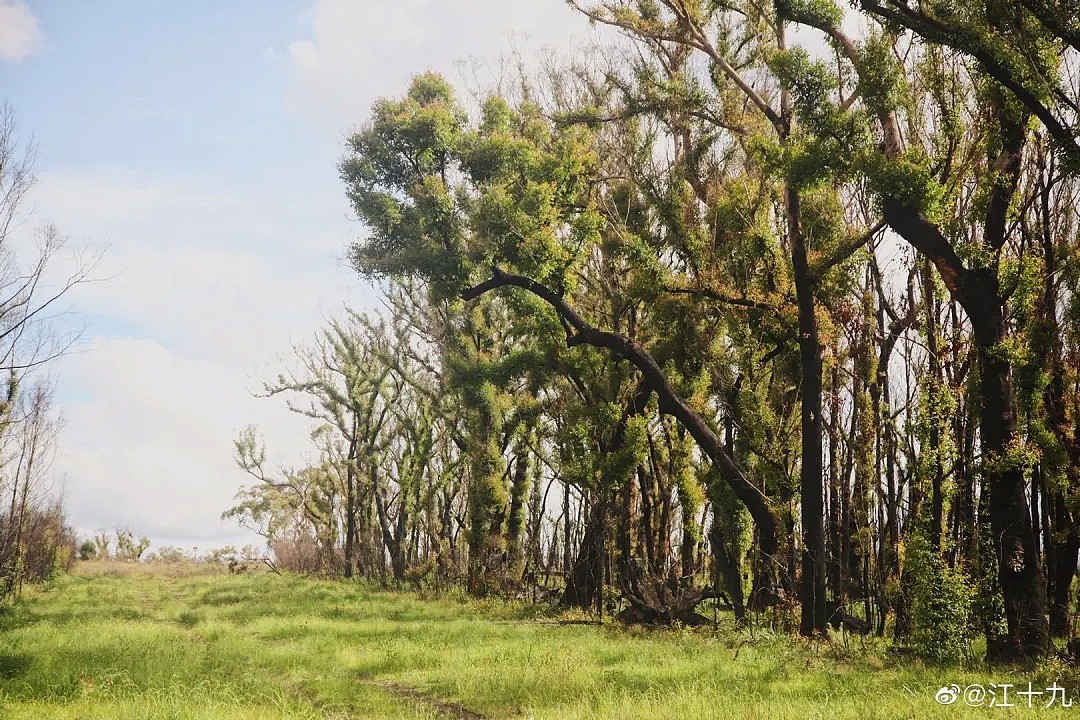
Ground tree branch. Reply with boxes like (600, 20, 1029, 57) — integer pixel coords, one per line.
(461, 267, 780, 558)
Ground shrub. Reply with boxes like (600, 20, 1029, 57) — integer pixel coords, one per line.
(77, 540, 97, 561)
(144, 546, 195, 564)
(905, 533, 975, 663)
(270, 531, 335, 575)
(0, 503, 77, 597)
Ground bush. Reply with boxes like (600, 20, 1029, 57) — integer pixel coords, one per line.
(0, 503, 77, 597)
(270, 531, 338, 575)
(144, 546, 195, 564)
(77, 540, 98, 561)
(905, 533, 975, 663)
(204, 545, 264, 573)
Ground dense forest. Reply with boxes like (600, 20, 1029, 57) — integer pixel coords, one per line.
(220, 0, 1080, 666)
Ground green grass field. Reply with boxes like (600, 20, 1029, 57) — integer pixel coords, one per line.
(1, 564, 1077, 719)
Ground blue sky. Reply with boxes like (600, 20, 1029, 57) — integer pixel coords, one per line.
(0, 0, 594, 550)
(6, 3, 323, 187)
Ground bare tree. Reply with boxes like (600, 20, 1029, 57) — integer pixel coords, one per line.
(0, 104, 97, 599)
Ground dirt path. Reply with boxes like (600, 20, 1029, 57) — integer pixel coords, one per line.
(361, 678, 488, 720)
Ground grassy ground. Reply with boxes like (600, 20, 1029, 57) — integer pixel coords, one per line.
(1, 563, 1077, 719)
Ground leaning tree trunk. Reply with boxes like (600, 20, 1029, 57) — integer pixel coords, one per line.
(461, 269, 781, 571)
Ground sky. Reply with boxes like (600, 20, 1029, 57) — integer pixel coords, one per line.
(0, 1, 859, 553)
(0, 0, 594, 551)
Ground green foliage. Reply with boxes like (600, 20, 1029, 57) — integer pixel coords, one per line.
(774, 0, 843, 28)
(856, 34, 906, 116)
(342, 74, 600, 300)
(77, 541, 97, 561)
(912, 376, 957, 493)
(707, 465, 751, 592)
(595, 409, 650, 500)
(341, 73, 469, 298)
(769, 48, 836, 134)
(321, 0, 1080, 658)
(861, 150, 944, 218)
(762, 48, 874, 189)
(905, 534, 976, 663)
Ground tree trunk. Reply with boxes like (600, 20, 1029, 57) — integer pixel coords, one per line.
(344, 445, 357, 579)
(921, 259, 945, 553)
(877, 90, 1049, 660)
(506, 437, 530, 579)
(787, 185, 828, 637)
(372, 466, 406, 582)
(979, 339, 1050, 659)
(1049, 490, 1078, 637)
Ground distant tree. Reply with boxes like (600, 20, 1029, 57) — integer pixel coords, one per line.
(91, 531, 111, 561)
(113, 529, 150, 562)
(227, 427, 344, 575)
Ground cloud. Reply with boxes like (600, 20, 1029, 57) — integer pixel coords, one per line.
(54, 337, 320, 548)
(34, 167, 245, 227)
(0, 1, 41, 62)
(287, 0, 596, 129)
(22, 167, 375, 549)
(29, 167, 368, 367)
(284, 1, 870, 133)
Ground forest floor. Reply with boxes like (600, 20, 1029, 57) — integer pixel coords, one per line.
(1, 563, 1078, 719)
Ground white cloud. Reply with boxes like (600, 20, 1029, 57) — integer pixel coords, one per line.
(29, 168, 369, 367)
(23, 167, 377, 549)
(54, 337, 320, 548)
(285, 1, 871, 134)
(287, 0, 597, 129)
(35, 167, 245, 227)
(0, 1, 41, 62)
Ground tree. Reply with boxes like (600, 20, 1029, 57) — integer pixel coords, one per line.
(228, 427, 345, 575)
(0, 105, 93, 599)
(114, 529, 151, 562)
(340, 72, 794, 614)
(770, 0, 1056, 659)
(857, 0, 1080, 169)
(557, 0, 1064, 659)
(313, 8, 1080, 660)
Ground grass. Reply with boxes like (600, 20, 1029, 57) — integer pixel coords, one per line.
(0, 563, 1077, 719)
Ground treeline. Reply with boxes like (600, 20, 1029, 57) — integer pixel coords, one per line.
(228, 1, 1080, 663)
